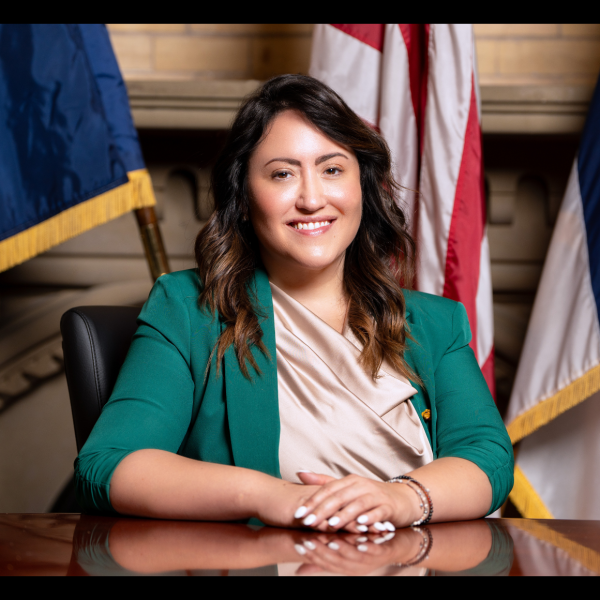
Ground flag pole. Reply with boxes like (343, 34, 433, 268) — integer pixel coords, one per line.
(134, 207, 170, 281)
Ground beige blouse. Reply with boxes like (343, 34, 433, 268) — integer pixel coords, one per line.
(271, 282, 433, 484)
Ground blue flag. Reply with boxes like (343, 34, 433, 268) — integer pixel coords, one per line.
(0, 24, 155, 272)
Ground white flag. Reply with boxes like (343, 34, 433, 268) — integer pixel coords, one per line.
(505, 76, 600, 519)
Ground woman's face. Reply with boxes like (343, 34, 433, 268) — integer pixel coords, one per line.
(247, 109, 362, 282)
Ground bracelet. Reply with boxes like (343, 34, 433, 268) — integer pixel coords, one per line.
(403, 480, 430, 526)
(386, 475, 433, 526)
(393, 526, 433, 568)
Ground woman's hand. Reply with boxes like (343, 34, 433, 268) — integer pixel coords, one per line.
(253, 478, 324, 529)
(291, 472, 422, 533)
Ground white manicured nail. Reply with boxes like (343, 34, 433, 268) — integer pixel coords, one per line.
(303, 540, 316, 550)
(374, 536, 388, 544)
(357, 544, 368, 552)
(383, 532, 395, 541)
(328, 542, 340, 550)
(356, 536, 368, 543)
(303, 514, 317, 526)
(294, 506, 308, 519)
(328, 516, 340, 527)
(384, 521, 396, 531)
(374, 522, 386, 531)
(294, 544, 307, 555)
(297, 469, 313, 473)
(357, 525, 368, 532)
(357, 514, 369, 524)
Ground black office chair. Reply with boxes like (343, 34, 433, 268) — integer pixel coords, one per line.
(52, 306, 140, 512)
(61, 306, 141, 452)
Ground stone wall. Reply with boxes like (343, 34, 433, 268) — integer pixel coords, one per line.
(474, 24, 600, 85)
(106, 24, 600, 86)
(106, 24, 313, 81)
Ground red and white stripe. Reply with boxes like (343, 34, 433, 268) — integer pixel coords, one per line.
(310, 24, 495, 396)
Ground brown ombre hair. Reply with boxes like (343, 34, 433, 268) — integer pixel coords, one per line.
(195, 74, 418, 382)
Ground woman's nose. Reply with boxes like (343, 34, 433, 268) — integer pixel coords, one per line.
(296, 172, 325, 212)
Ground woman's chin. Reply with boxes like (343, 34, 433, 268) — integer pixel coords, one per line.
(262, 249, 345, 279)
(284, 257, 344, 276)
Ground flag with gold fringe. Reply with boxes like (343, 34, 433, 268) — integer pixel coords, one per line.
(0, 24, 155, 273)
(505, 71, 600, 519)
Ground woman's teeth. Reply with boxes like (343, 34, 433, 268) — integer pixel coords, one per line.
(292, 221, 331, 230)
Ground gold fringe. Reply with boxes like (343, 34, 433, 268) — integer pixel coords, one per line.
(507, 362, 600, 444)
(509, 464, 554, 519)
(0, 169, 156, 274)
(509, 518, 600, 574)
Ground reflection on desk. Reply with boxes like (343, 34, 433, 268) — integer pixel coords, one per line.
(1, 515, 599, 576)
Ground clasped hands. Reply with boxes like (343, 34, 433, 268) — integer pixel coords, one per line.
(279, 471, 422, 534)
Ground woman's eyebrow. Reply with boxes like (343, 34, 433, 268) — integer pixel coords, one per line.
(264, 153, 349, 167)
(264, 157, 301, 167)
(315, 152, 348, 165)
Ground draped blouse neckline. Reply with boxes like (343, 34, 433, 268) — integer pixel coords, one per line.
(270, 281, 434, 483)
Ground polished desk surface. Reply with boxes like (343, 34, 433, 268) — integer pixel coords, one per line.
(1, 514, 599, 576)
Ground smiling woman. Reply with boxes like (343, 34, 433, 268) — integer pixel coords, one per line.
(196, 75, 418, 384)
(75, 75, 514, 539)
(247, 110, 362, 333)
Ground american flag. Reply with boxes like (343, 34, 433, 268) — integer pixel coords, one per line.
(310, 24, 495, 397)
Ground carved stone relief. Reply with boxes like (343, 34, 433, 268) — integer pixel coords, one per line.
(484, 133, 579, 415)
(0, 281, 154, 511)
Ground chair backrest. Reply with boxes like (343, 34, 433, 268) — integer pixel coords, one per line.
(61, 306, 140, 453)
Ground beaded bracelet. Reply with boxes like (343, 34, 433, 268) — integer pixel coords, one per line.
(402, 480, 430, 526)
(386, 475, 434, 526)
(393, 526, 433, 568)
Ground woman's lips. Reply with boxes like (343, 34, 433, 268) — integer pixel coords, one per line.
(287, 219, 335, 235)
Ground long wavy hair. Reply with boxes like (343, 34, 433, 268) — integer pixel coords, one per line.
(195, 74, 419, 382)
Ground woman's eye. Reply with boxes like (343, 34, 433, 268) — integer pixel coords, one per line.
(325, 167, 341, 175)
(273, 171, 291, 179)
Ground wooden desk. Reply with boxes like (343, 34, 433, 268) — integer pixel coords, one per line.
(1, 514, 599, 576)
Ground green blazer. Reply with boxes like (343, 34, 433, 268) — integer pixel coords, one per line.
(75, 268, 514, 515)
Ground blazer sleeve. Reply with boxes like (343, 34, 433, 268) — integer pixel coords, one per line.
(74, 274, 196, 514)
(434, 302, 514, 514)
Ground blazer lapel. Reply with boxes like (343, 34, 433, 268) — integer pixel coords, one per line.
(403, 294, 438, 457)
(224, 267, 281, 478)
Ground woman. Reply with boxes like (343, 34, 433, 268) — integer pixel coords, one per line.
(75, 74, 513, 533)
